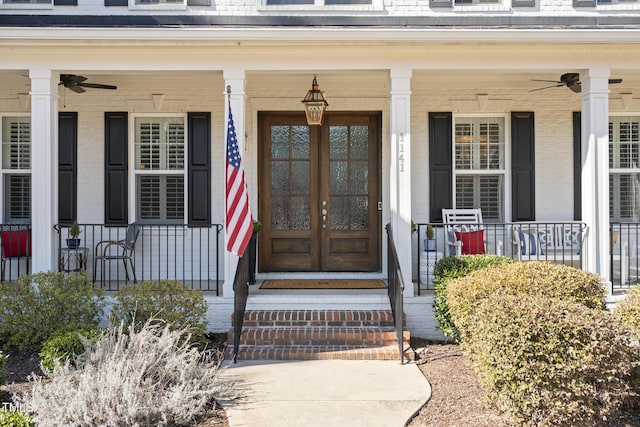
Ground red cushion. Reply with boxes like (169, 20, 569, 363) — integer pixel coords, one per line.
(454, 230, 485, 255)
(1, 230, 32, 258)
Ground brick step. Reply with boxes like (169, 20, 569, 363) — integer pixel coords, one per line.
(240, 309, 403, 328)
(239, 326, 410, 347)
(234, 344, 406, 361)
(230, 309, 412, 361)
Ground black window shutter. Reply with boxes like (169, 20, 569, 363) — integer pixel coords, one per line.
(54, 0, 78, 5)
(430, 0, 453, 7)
(187, 0, 211, 5)
(429, 112, 453, 223)
(58, 112, 77, 225)
(573, 112, 582, 221)
(188, 112, 211, 226)
(104, 112, 128, 225)
(511, 112, 536, 221)
(104, 0, 127, 5)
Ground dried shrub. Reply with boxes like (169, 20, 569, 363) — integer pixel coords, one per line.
(110, 280, 208, 343)
(616, 285, 640, 337)
(433, 255, 515, 341)
(0, 272, 105, 349)
(446, 261, 606, 338)
(0, 409, 34, 427)
(463, 293, 640, 426)
(24, 321, 231, 427)
(39, 325, 102, 374)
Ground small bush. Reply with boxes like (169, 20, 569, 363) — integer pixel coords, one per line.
(110, 280, 208, 342)
(463, 293, 640, 426)
(433, 254, 515, 341)
(446, 261, 606, 338)
(0, 351, 5, 385)
(616, 285, 640, 337)
(0, 409, 34, 427)
(24, 321, 230, 427)
(39, 325, 102, 374)
(0, 272, 105, 349)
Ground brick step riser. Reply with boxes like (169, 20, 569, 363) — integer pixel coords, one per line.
(238, 329, 409, 347)
(235, 346, 403, 361)
(240, 310, 405, 325)
(242, 320, 397, 328)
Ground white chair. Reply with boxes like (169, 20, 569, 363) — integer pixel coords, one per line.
(442, 208, 485, 256)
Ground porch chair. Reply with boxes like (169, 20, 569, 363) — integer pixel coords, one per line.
(442, 208, 498, 256)
(0, 227, 31, 281)
(93, 223, 141, 286)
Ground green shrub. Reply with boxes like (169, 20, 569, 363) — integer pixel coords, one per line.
(0, 272, 105, 349)
(0, 351, 5, 385)
(40, 325, 103, 374)
(0, 409, 34, 427)
(446, 261, 606, 338)
(110, 280, 208, 342)
(26, 321, 230, 427)
(433, 254, 515, 341)
(462, 293, 639, 426)
(615, 285, 640, 337)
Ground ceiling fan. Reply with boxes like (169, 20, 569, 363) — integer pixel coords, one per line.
(59, 74, 117, 93)
(530, 73, 622, 93)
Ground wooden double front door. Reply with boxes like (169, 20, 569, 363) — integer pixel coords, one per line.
(258, 112, 381, 272)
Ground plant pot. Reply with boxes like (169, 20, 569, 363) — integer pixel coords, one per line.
(425, 239, 436, 252)
(67, 238, 81, 249)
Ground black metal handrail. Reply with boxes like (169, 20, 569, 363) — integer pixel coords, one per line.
(385, 223, 405, 365)
(53, 223, 223, 293)
(232, 232, 255, 363)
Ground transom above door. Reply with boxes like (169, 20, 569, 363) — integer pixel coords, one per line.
(258, 112, 381, 272)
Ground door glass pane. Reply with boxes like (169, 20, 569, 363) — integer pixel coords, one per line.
(329, 197, 348, 230)
(271, 161, 289, 194)
(271, 126, 289, 159)
(351, 196, 369, 230)
(291, 161, 309, 194)
(291, 126, 310, 159)
(330, 161, 348, 194)
(271, 196, 289, 230)
(350, 126, 368, 159)
(329, 126, 348, 159)
(349, 161, 368, 194)
(291, 197, 311, 230)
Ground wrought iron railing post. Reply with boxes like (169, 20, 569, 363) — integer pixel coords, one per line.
(385, 223, 405, 365)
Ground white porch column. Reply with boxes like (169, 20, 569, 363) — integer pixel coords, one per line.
(390, 68, 413, 297)
(581, 68, 610, 288)
(29, 68, 58, 273)
(222, 69, 246, 299)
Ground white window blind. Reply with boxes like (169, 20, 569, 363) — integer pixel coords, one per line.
(4, 175, 30, 222)
(1, 116, 31, 223)
(2, 117, 30, 170)
(610, 116, 640, 222)
(454, 116, 505, 222)
(134, 116, 185, 224)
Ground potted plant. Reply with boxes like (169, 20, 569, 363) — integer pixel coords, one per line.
(67, 220, 82, 249)
(425, 224, 436, 252)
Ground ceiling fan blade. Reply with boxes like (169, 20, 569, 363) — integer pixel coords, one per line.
(61, 74, 87, 84)
(609, 78, 623, 84)
(77, 82, 117, 90)
(67, 85, 85, 94)
(529, 84, 564, 92)
(530, 79, 562, 84)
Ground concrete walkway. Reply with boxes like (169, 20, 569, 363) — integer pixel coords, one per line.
(218, 359, 431, 427)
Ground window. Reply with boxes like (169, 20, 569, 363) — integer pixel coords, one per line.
(1, 116, 31, 223)
(598, 0, 639, 4)
(455, 0, 500, 3)
(609, 115, 640, 222)
(265, 0, 371, 5)
(134, 116, 185, 223)
(454, 116, 506, 222)
(134, 0, 182, 3)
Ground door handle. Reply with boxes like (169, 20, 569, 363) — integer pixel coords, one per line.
(322, 202, 328, 229)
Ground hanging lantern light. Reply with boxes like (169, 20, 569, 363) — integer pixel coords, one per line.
(301, 75, 328, 126)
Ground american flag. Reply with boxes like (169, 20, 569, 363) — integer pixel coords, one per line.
(226, 101, 253, 257)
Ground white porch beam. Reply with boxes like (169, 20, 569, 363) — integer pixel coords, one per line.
(389, 68, 413, 297)
(223, 69, 246, 299)
(580, 68, 610, 290)
(29, 68, 58, 273)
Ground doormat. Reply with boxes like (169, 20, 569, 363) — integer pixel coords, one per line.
(260, 279, 386, 290)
